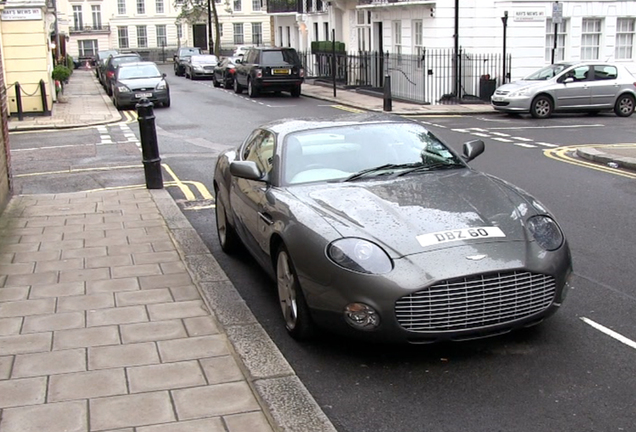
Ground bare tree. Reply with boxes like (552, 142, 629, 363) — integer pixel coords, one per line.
(174, 0, 222, 57)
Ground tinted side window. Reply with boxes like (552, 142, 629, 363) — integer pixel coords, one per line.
(593, 65, 618, 80)
(244, 130, 275, 175)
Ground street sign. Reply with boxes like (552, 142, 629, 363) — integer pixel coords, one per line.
(552, 2, 563, 24)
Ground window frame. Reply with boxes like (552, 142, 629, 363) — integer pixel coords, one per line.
(252, 22, 262, 45)
(137, 0, 146, 15)
(72, 5, 83, 31)
(156, 0, 164, 14)
(118, 0, 126, 15)
(615, 18, 635, 60)
(118, 26, 129, 49)
(545, 19, 568, 62)
(156, 24, 167, 47)
(137, 25, 148, 48)
(233, 23, 244, 44)
(78, 39, 98, 57)
(91, 5, 101, 30)
(581, 18, 602, 60)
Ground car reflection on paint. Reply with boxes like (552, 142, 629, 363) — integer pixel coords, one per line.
(213, 114, 573, 343)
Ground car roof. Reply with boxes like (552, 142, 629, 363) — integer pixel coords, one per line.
(116, 61, 158, 68)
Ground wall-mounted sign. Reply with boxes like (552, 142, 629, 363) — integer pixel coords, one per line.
(512, 9, 546, 22)
(1, 8, 43, 21)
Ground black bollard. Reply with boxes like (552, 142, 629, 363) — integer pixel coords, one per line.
(39, 80, 50, 115)
(136, 98, 163, 189)
(383, 75, 392, 112)
(15, 83, 23, 121)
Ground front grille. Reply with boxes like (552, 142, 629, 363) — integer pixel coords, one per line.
(395, 271, 556, 332)
(492, 101, 510, 106)
(495, 90, 509, 95)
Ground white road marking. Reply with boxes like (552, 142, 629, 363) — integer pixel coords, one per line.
(491, 132, 511, 137)
(511, 136, 534, 142)
(581, 317, 636, 350)
(451, 128, 469, 133)
(535, 142, 559, 147)
(490, 124, 604, 130)
(471, 132, 490, 138)
(514, 143, 537, 148)
(492, 137, 513, 142)
(470, 128, 488, 132)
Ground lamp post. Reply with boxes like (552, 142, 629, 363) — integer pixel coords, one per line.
(207, 0, 213, 53)
(501, 11, 508, 84)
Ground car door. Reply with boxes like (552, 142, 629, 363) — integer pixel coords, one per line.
(588, 65, 620, 108)
(229, 129, 276, 264)
(553, 65, 592, 109)
(236, 49, 256, 86)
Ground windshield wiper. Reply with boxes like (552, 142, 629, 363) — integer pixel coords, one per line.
(395, 162, 464, 177)
(342, 163, 423, 182)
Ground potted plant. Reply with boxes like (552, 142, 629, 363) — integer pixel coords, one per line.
(52, 64, 71, 83)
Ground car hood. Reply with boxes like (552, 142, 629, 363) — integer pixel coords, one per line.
(496, 80, 550, 92)
(288, 170, 536, 258)
(117, 77, 162, 88)
(192, 62, 217, 67)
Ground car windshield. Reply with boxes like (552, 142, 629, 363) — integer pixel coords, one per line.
(282, 123, 464, 185)
(118, 65, 161, 80)
(179, 48, 200, 57)
(192, 55, 218, 64)
(112, 56, 140, 67)
(524, 63, 573, 80)
(262, 50, 301, 64)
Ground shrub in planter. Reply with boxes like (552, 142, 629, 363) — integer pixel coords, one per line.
(66, 55, 75, 73)
(52, 65, 71, 83)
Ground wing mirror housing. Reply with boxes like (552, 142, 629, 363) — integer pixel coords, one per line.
(563, 77, 575, 84)
(230, 161, 265, 181)
(462, 139, 485, 162)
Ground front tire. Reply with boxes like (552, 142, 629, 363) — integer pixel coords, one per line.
(214, 189, 240, 254)
(276, 245, 315, 341)
(530, 95, 553, 119)
(212, 75, 221, 87)
(614, 94, 635, 117)
(233, 77, 243, 94)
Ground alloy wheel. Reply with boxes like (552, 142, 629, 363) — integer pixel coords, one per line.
(277, 250, 298, 331)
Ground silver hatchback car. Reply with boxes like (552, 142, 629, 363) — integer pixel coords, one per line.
(491, 62, 636, 118)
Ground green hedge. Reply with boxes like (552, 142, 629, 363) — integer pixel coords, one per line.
(311, 41, 345, 54)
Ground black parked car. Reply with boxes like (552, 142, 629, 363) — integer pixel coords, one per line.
(103, 53, 142, 95)
(95, 49, 119, 82)
(174, 47, 202, 76)
(111, 61, 170, 110)
(184, 54, 219, 80)
(212, 57, 240, 88)
(233, 47, 304, 98)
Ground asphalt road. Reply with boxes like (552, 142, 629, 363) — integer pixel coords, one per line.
(8, 69, 636, 432)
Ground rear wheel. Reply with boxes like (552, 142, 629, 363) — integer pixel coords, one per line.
(233, 78, 243, 94)
(214, 189, 240, 254)
(276, 245, 315, 340)
(614, 94, 635, 117)
(530, 95, 553, 119)
(247, 79, 259, 98)
(212, 75, 221, 87)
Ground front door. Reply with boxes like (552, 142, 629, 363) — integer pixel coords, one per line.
(554, 65, 591, 108)
(193, 24, 207, 51)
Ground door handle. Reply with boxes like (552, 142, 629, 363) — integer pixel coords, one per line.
(258, 212, 273, 225)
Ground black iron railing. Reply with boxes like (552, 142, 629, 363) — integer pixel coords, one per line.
(69, 25, 111, 34)
(266, 0, 302, 13)
(298, 49, 512, 105)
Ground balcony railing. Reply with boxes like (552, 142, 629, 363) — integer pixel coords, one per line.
(358, 0, 421, 5)
(267, 0, 327, 14)
(69, 25, 111, 34)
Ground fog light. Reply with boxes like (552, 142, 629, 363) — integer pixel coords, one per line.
(344, 303, 380, 330)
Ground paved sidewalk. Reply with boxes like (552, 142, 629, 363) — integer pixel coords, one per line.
(0, 189, 336, 432)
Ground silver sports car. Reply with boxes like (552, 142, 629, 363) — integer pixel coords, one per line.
(213, 114, 573, 343)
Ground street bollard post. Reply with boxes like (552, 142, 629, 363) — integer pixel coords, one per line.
(136, 98, 163, 189)
(15, 83, 23, 121)
(383, 75, 392, 112)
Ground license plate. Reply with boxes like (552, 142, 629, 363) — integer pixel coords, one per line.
(273, 68, 290, 75)
(135, 92, 152, 98)
(491, 95, 504, 102)
(416, 226, 506, 248)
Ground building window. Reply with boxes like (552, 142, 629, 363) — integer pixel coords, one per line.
(156, 25, 167, 47)
(91, 5, 102, 30)
(176, 23, 182, 40)
(234, 0, 241, 12)
(581, 18, 602, 60)
(252, 0, 261, 11)
(233, 23, 244, 44)
(413, 19, 423, 63)
(356, 11, 371, 51)
(252, 23, 262, 44)
(118, 27, 129, 48)
(545, 19, 568, 62)
(616, 18, 635, 60)
(72, 5, 83, 31)
(78, 40, 98, 57)
(313, 23, 318, 42)
(137, 0, 145, 14)
(137, 25, 148, 47)
(393, 21, 402, 56)
(156, 0, 164, 13)
(324, 22, 329, 40)
(118, 0, 126, 15)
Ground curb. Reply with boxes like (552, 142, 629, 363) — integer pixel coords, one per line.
(576, 147, 636, 171)
(150, 189, 338, 432)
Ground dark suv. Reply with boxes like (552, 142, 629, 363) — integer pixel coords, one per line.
(103, 53, 142, 95)
(233, 47, 304, 98)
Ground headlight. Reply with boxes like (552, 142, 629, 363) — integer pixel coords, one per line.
(527, 215, 564, 251)
(194, 65, 203, 71)
(327, 238, 393, 274)
(117, 86, 130, 93)
(509, 87, 532, 97)
(156, 81, 167, 90)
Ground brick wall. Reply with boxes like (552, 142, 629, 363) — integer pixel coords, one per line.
(0, 38, 12, 212)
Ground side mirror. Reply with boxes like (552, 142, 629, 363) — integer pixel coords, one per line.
(230, 161, 265, 181)
(162, 73, 166, 78)
(563, 77, 575, 84)
(235, 58, 242, 64)
(462, 140, 485, 162)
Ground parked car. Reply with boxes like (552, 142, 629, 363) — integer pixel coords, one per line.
(174, 47, 202, 76)
(232, 45, 255, 57)
(491, 61, 636, 118)
(233, 47, 304, 98)
(95, 49, 119, 83)
(212, 57, 241, 88)
(213, 114, 573, 343)
(110, 61, 170, 110)
(184, 54, 219, 80)
(103, 53, 142, 95)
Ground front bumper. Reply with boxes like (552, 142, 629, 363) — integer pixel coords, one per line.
(297, 241, 572, 344)
(253, 77, 303, 92)
(116, 89, 169, 108)
(491, 95, 533, 113)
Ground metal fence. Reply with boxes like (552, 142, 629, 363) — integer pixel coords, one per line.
(298, 49, 512, 105)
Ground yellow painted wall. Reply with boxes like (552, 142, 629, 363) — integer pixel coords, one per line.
(1, 12, 54, 115)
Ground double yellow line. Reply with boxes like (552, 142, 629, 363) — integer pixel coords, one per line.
(544, 144, 636, 179)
